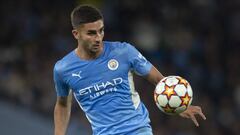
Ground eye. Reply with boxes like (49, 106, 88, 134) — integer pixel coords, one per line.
(100, 28, 104, 34)
(87, 31, 96, 35)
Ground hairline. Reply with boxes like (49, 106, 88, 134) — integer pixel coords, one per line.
(73, 19, 104, 30)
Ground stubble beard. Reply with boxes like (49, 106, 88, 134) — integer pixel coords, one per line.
(86, 43, 103, 58)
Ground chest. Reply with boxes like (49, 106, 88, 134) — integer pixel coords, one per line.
(64, 57, 129, 96)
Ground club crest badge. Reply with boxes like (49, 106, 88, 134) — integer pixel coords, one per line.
(108, 59, 119, 70)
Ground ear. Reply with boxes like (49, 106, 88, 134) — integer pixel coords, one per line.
(72, 29, 79, 40)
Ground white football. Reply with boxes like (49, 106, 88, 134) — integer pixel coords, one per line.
(154, 76, 193, 115)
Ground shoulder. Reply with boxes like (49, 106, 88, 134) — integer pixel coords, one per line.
(104, 41, 135, 52)
(53, 50, 75, 74)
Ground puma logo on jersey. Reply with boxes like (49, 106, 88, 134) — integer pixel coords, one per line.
(72, 71, 82, 79)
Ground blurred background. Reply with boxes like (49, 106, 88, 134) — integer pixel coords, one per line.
(0, 0, 239, 135)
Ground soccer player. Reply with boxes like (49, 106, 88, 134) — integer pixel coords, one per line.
(53, 5, 206, 135)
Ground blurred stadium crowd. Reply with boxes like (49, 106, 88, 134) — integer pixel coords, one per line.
(0, 0, 239, 135)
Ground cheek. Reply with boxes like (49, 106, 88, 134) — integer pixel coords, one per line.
(80, 36, 94, 47)
(78, 34, 88, 42)
(80, 34, 91, 40)
(82, 37, 93, 43)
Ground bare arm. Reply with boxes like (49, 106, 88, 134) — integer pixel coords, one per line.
(54, 91, 72, 135)
(144, 66, 165, 86)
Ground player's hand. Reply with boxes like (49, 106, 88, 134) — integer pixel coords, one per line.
(179, 105, 206, 127)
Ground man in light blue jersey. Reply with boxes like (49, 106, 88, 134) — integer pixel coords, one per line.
(53, 5, 206, 135)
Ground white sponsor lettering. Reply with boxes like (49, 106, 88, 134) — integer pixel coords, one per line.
(78, 77, 123, 96)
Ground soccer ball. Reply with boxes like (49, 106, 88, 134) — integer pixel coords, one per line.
(154, 76, 193, 115)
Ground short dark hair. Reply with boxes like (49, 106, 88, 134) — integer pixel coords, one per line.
(71, 5, 103, 28)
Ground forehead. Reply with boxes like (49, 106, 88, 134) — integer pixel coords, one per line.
(80, 20, 104, 31)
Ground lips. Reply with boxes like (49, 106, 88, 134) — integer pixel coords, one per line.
(93, 44, 100, 48)
(93, 44, 100, 47)
(92, 44, 101, 51)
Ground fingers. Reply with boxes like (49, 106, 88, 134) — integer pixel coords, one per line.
(180, 113, 190, 119)
(195, 106, 206, 120)
(181, 106, 206, 127)
(189, 106, 206, 127)
(190, 114, 199, 127)
(198, 110, 206, 120)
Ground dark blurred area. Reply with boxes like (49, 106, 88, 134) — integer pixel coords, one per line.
(0, 0, 240, 135)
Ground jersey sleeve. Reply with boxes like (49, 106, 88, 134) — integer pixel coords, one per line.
(53, 62, 70, 96)
(126, 43, 152, 76)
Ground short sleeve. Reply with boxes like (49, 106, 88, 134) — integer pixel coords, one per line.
(127, 43, 152, 76)
(53, 62, 70, 96)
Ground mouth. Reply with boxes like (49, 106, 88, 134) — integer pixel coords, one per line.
(93, 44, 100, 47)
(91, 44, 101, 51)
(93, 44, 100, 48)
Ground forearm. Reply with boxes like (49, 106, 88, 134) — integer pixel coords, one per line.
(54, 94, 72, 135)
(54, 104, 71, 135)
(145, 66, 165, 86)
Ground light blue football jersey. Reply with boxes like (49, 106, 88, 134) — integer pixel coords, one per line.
(53, 41, 153, 135)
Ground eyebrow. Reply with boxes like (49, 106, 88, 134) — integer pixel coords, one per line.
(87, 26, 104, 33)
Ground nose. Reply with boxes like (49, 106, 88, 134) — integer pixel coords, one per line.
(95, 33, 102, 42)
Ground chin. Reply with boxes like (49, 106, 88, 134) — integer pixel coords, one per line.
(91, 46, 101, 52)
(90, 49, 100, 54)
